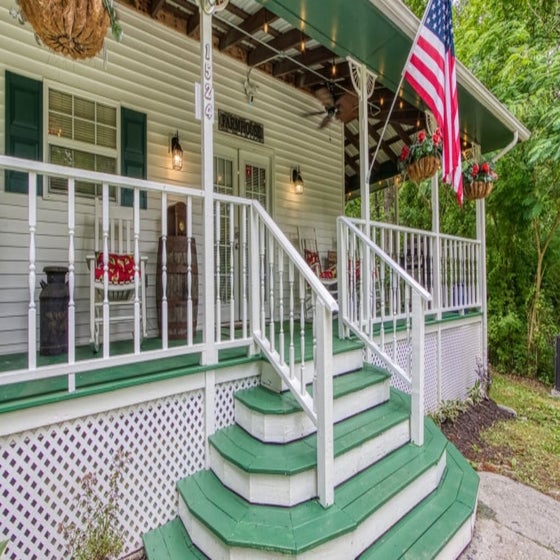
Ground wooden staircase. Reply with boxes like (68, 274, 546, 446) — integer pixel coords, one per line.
(143, 346, 479, 559)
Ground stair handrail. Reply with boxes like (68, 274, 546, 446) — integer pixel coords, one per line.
(250, 200, 338, 506)
(338, 217, 432, 445)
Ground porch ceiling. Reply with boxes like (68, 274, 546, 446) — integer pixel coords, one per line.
(128, 0, 529, 194)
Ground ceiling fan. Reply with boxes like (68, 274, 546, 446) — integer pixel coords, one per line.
(303, 82, 358, 128)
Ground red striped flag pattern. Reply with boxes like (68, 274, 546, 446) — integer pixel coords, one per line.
(405, 0, 463, 204)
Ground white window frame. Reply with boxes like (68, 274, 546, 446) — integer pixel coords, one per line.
(42, 81, 121, 201)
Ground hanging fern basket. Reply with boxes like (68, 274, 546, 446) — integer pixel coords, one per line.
(407, 156, 439, 183)
(464, 180, 494, 200)
(18, 0, 119, 60)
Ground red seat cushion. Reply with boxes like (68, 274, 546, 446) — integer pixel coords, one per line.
(304, 249, 321, 275)
(94, 253, 137, 284)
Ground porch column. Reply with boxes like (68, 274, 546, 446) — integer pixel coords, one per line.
(476, 198, 488, 365)
(348, 60, 376, 339)
(348, 60, 377, 224)
(431, 173, 443, 404)
(431, 173, 442, 319)
(198, 0, 227, 365)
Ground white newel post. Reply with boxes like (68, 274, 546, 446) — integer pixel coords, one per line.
(315, 300, 334, 507)
(476, 198, 488, 365)
(411, 291, 425, 446)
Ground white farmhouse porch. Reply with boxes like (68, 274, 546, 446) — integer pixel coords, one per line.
(0, 0, 529, 558)
(0, 153, 490, 559)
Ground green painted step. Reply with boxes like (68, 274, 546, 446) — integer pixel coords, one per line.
(210, 388, 409, 475)
(359, 444, 479, 559)
(177, 419, 447, 555)
(234, 363, 390, 416)
(143, 517, 208, 560)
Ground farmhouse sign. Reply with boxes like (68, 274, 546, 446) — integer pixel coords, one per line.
(218, 110, 264, 143)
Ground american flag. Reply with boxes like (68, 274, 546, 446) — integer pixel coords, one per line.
(404, 0, 463, 204)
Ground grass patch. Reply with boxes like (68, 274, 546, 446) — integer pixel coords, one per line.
(481, 372, 560, 499)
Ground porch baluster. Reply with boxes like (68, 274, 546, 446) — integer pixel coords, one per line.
(267, 233, 275, 354)
(133, 188, 141, 354)
(391, 268, 398, 363)
(186, 196, 193, 345)
(67, 178, 76, 391)
(241, 204, 248, 339)
(161, 192, 168, 349)
(27, 172, 37, 370)
(215, 200, 222, 341)
(229, 202, 235, 339)
(102, 183, 110, 359)
(277, 245, 285, 366)
(298, 275, 306, 393)
(289, 261, 295, 379)
(259, 220, 266, 336)
(405, 283, 412, 376)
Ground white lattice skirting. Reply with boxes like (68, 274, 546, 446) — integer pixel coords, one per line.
(0, 318, 481, 559)
(0, 375, 259, 560)
(373, 318, 482, 411)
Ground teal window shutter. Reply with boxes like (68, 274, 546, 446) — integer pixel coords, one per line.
(120, 107, 147, 209)
(5, 71, 43, 194)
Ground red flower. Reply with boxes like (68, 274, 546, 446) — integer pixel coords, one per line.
(481, 162, 490, 173)
(471, 164, 480, 177)
(417, 130, 426, 143)
(400, 145, 410, 160)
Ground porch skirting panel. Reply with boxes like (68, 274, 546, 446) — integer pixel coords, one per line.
(371, 316, 482, 412)
(0, 373, 259, 559)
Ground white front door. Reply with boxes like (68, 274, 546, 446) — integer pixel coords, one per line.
(214, 146, 271, 325)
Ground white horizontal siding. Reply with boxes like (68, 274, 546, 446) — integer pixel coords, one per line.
(0, 1, 344, 352)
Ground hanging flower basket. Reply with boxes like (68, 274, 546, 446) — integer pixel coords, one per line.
(407, 155, 439, 183)
(462, 161, 498, 200)
(18, 0, 122, 60)
(464, 180, 494, 200)
(399, 129, 442, 184)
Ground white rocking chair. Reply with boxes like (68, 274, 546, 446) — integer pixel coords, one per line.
(298, 226, 338, 299)
(86, 199, 147, 352)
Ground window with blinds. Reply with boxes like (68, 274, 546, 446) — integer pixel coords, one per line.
(47, 89, 118, 199)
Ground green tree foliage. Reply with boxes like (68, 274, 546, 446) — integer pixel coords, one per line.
(453, 0, 560, 382)
(361, 0, 560, 382)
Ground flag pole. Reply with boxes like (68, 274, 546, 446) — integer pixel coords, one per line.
(366, 0, 435, 185)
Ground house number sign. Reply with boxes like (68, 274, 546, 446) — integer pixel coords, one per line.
(204, 42, 214, 121)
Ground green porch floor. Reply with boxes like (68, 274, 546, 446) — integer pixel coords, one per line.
(0, 320, 363, 414)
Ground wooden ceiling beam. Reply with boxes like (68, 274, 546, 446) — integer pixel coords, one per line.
(150, 0, 166, 18)
(273, 46, 334, 77)
(220, 8, 278, 51)
(186, 11, 200, 36)
(247, 28, 307, 67)
(297, 63, 350, 88)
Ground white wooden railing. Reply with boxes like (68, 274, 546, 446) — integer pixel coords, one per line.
(338, 217, 433, 445)
(356, 219, 481, 316)
(0, 155, 338, 506)
(211, 194, 338, 506)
